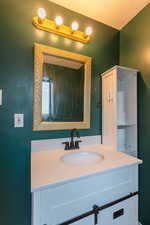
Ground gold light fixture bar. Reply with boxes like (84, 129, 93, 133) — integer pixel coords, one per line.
(32, 16, 91, 44)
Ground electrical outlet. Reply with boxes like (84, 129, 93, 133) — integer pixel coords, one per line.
(0, 89, 2, 105)
(14, 114, 24, 128)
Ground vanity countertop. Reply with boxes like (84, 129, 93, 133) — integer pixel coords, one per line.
(31, 144, 142, 192)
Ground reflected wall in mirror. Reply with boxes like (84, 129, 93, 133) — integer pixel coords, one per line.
(42, 55, 84, 122)
(33, 43, 91, 130)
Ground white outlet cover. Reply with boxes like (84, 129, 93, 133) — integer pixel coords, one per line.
(0, 89, 2, 105)
(14, 114, 24, 128)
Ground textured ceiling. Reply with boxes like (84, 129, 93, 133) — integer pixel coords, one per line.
(49, 0, 149, 29)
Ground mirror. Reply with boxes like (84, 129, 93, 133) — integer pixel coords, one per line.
(42, 55, 84, 122)
(33, 43, 91, 130)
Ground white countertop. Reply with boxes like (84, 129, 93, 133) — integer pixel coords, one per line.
(31, 144, 142, 192)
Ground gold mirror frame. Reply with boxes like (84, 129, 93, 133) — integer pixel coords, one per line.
(33, 43, 91, 131)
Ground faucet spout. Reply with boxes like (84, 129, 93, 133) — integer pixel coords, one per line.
(71, 128, 80, 141)
(62, 128, 82, 150)
(70, 128, 79, 149)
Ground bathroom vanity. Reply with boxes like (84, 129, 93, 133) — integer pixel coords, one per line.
(31, 145, 141, 225)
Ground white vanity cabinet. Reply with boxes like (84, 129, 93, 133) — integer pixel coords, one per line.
(32, 164, 139, 225)
(102, 66, 138, 157)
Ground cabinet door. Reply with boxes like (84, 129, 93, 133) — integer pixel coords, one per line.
(38, 196, 138, 225)
(102, 70, 117, 148)
(98, 195, 138, 225)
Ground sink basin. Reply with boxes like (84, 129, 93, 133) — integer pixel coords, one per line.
(60, 151, 104, 165)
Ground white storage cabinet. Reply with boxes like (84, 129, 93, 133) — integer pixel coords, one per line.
(101, 66, 137, 157)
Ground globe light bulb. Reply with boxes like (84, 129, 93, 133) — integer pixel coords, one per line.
(85, 26, 93, 36)
(71, 21, 79, 32)
(55, 16, 63, 27)
(38, 8, 46, 21)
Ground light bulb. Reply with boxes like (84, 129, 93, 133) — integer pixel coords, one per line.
(71, 21, 79, 32)
(55, 16, 63, 27)
(37, 8, 46, 21)
(85, 27, 93, 36)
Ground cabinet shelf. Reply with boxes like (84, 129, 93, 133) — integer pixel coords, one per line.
(117, 124, 136, 128)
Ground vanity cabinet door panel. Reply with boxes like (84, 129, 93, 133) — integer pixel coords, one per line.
(98, 195, 138, 225)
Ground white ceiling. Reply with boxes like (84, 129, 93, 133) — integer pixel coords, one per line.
(49, 0, 149, 30)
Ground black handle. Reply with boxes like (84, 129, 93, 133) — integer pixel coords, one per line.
(75, 140, 82, 149)
(93, 205, 99, 225)
(62, 142, 70, 150)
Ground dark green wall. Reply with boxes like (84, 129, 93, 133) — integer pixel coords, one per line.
(120, 4, 150, 225)
(0, 1, 119, 225)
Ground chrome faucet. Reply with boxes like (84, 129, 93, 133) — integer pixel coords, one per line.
(62, 128, 82, 150)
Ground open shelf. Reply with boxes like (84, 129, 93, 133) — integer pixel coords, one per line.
(117, 124, 136, 128)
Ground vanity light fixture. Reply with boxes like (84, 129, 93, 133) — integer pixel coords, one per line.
(32, 8, 93, 43)
(37, 8, 46, 23)
(85, 26, 93, 37)
(55, 16, 63, 28)
(71, 21, 79, 33)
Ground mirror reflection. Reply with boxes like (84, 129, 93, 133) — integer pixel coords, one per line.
(42, 54, 84, 122)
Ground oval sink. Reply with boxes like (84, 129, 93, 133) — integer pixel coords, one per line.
(60, 151, 104, 165)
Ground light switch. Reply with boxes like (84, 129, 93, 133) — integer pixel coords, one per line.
(14, 114, 24, 128)
(0, 89, 2, 105)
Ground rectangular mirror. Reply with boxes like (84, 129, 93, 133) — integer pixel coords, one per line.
(33, 43, 91, 130)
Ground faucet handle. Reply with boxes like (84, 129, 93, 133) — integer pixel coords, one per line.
(75, 140, 82, 149)
(62, 141, 70, 150)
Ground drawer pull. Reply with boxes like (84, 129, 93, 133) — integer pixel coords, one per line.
(113, 208, 124, 219)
